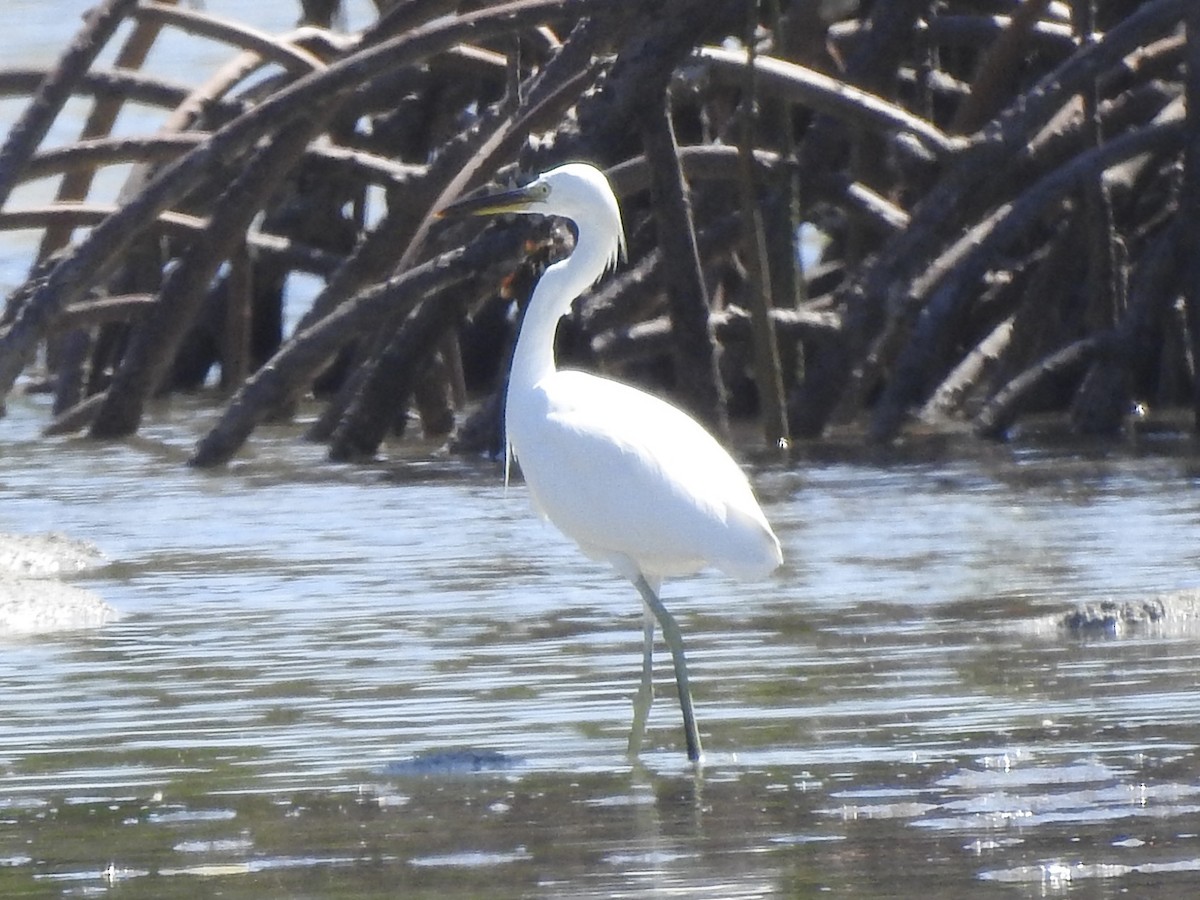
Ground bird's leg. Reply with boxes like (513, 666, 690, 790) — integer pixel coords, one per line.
(634, 575, 703, 763)
(627, 605, 655, 757)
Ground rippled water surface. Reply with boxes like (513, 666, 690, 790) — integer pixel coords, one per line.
(4, 392, 1200, 898)
(5, 3, 1200, 897)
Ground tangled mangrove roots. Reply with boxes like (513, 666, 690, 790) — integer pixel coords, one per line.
(0, 0, 1197, 466)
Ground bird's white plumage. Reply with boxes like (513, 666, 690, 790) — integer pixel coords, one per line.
(440, 161, 781, 761)
(495, 163, 782, 588)
(508, 369, 781, 582)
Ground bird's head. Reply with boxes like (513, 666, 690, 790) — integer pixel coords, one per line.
(438, 163, 626, 278)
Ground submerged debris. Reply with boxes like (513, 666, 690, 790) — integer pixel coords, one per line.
(1061, 598, 1168, 637)
(1050, 591, 1200, 639)
(381, 749, 524, 777)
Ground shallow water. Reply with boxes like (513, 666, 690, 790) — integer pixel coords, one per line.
(5, 3, 1200, 897)
(3, 392, 1200, 898)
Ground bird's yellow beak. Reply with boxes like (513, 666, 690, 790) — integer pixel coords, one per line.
(436, 184, 540, 219)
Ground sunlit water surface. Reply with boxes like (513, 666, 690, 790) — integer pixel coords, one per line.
(3, 392, 1200, 898)
(4, 3, 1200, 897)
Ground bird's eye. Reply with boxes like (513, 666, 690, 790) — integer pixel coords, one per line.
(530, 182, 550, 201)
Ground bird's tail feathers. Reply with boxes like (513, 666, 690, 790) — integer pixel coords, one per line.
(720, 505, 784, 581)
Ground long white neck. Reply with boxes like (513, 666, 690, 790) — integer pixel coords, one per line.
(507, 224, 615, 394)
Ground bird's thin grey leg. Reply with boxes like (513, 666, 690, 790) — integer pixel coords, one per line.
(634, 575, 703, 762)
(627, 604, 655, 757)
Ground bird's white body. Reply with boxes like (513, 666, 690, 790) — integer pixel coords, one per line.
(442, 162, 781, 761)
(497, 164, 782, 589)
(508, 369, 781, 584)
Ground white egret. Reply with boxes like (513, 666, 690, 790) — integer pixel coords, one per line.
(439, 163, 782, 762)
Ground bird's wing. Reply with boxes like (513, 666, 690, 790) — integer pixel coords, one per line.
(508, 371, 780, 580)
